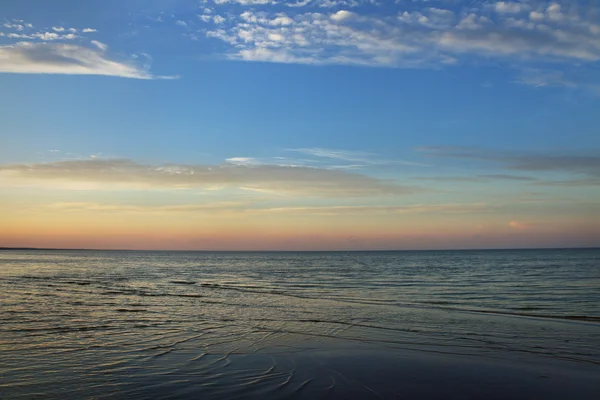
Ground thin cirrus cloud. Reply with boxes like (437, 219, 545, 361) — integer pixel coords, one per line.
(417, 146, 600, 186)
(288, 147, 426, 167)
(224, 148, 425, 169)
(0, 42, 163, 79)
(36, 201, 492, 216)
(414, 174, 539, 183)
(0, 20, 169, 79)
(0, 158, 421, 197)
(39, 201, 249, 213)
(516, 68, 600, 95)
(248, 203, 492, 216)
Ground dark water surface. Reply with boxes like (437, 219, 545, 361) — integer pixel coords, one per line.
(1, 249, 599, 399)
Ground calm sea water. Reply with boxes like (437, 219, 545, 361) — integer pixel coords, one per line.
(1, 249, 599, 399)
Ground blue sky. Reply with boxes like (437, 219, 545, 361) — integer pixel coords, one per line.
(0, 0, 599, 249)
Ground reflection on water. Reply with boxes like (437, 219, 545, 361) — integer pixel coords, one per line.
(1, 249, 599, 399)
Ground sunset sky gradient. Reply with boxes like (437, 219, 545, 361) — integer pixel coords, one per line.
(1, 0, 599, 250)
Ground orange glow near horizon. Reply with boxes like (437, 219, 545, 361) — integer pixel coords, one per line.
(3, 204, 599, 251)
(2, 165, 599, 251)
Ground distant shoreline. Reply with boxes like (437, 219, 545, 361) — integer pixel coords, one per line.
(1, 247, 598, 252)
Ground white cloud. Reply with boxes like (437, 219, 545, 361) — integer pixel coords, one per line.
(288, 147, 426, 167)
(529, 10, 544, 21)
(0, 22, 101, 43)
(213, 15, 227, 24)
(90, 40, 108, 52)
(214, 0, 279, 4)
(4, 22, 25, 31)
(0, 21, 171, 79)
(268, 14, 294, 25)
(225, 157, 262, 165)
(494, 2, 527, 14)
(206, 11, 423, 67)
(0, 42, 170, 79)
(199, 0, 600, 74)
(456, 13, 490, 30)
(37, 32, 61, 40)
(288, 0, 312, 7)
(4, 31, 79, 41)
(331, 10, 355, 22)
(211, 0, 361, 7)
(318, 0, 360, 8)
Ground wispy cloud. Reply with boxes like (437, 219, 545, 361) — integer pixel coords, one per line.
(90, 40, 108, 52)
(478, 174, 539, 181)
(288, 147, 425, 167)
(414, 174, 539, 183)
(534, 178, 600, 187)
(418, 146, 600, 178)
(225, 157, 262, 165)
(252, 203, 492, 215)
(413, 176, 481, 183)
(0, 158, 422, 197)
(36, 201, 492, 216)
(0, 20, 171, 79)
(290, 147, 374, 162)
(0, 42, 170, 79)
(516, 68, 600, 95)
(39, 201, 249, 213)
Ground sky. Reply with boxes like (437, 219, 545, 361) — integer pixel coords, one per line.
(1, 0, 599, 250)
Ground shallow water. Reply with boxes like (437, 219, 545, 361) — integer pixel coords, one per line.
(1, 249, 599, 399)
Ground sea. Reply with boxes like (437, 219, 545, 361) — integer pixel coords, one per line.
(1, 248, 599, 399)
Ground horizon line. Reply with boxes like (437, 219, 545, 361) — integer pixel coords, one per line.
(1, 246, 598, 253)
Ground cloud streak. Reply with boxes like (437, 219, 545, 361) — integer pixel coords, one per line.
(39, 201, 249, 213)
(0, 42, 172, 79)
(0, 158, 421, 197)
(517, 68, 600, 95)
(418, 146, 600, 178)
(288, 147, 426, 167)
(0, 19, 171, 79)
(252, 203, 492, 215)
(414, 174, 539, 183)
(35, 201, 492, 216)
